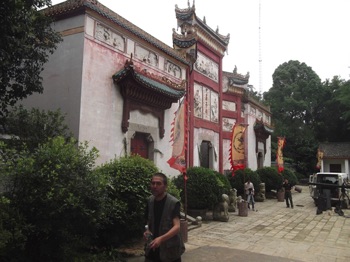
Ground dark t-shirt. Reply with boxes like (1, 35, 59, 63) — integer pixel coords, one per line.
(283, 182, 293, 191)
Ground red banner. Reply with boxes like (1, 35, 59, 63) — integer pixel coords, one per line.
(229, 123, 247, 175)
(276, 137, 286, 173)
(167, 99, 187, 174)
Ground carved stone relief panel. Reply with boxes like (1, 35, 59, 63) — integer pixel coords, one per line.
(194, 82, 219, 123)
(194, 52, 219, 82)
(222, 100, 236, 112)
(165, 60, 182, 78)
(135, 44, 158, 67)
(210, 92, 218, 123)
(203, 87, 211, 121)
(95, 23, 125, 52)
(194, 83, 203, 118)
(222, 117, 236, 132)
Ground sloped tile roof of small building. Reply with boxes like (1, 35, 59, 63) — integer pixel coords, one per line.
(113, 62, 185, 99)
(319, 142, 350, 159)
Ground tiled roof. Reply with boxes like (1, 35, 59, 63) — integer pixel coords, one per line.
(319, 142, 350, 159)
(43, 0, 190, 66)
(113, 63, 185, 100)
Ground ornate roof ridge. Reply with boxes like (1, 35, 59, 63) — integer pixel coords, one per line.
(175, 1, 196, 14)
(174, 1, 229, 47)
(195, 17, 230, 45)
(223, 68, 250, 81)
(43, 0, 190, 66)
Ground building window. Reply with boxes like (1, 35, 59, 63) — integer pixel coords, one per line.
(329, 164, 341, 173)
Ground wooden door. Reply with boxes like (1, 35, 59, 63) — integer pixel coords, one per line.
(131, 132, 148, 159)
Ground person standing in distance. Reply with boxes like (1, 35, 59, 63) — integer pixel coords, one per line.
(282, 178, 294, 208)
(144, 172, 185, 262)
(244, 178, 255, 211)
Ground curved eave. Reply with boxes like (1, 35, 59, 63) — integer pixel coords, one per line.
(175, 5, 195, 21)
(228, 78, 249, 85)
(173, 38, 197, 48)
(113, 67, 185, 100)
(44, 0, 190, 66)
(254, 122, 274, 135)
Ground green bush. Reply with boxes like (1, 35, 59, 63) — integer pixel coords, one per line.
(213, 171, 232, 200)
(257, 166, 283, 192)
(93, 155, 158, 247)
(174, 167, 226, 210)
(0, 137, 103, 261)
(281, 168, 298, 186)
(226, 168, 260, 197)
(168, 176, 182, 201)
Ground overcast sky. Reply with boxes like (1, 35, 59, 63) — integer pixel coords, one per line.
(52, 0, 350, 93)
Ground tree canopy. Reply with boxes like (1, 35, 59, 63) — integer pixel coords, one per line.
(0, 0, 61, 119)
(264, 60, 350, 175)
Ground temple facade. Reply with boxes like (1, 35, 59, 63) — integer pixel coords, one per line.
(173, 3, 273, 174)
(21, 0, 272, 176)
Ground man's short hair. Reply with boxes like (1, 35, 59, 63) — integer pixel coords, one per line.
(153, 172, 168, 186)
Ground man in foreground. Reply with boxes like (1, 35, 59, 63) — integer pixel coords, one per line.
(144, 172, 185, 262)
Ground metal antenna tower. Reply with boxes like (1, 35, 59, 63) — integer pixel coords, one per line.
(258, 0, 262, 93)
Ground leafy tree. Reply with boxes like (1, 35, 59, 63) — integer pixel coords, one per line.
(0, 0, 61, 119)
(3, 106, 72, 152)
(330, 78, 350, 140)
(264, 60, 325, 175)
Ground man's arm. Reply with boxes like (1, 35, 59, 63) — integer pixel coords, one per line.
(149, 217, 180, 249)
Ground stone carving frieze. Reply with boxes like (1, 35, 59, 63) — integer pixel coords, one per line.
(164, 60, 182, 78)
(95, 23, 125, 51)
(135, 44, 158, 67)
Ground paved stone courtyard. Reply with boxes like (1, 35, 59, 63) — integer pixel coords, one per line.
(127, 186, 350, 261)
(184, 185, 350, 261)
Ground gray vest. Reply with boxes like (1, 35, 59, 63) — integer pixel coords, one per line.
(147, 193, 185, 262)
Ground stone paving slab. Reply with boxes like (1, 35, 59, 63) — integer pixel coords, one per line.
(128, 186, 350, 262)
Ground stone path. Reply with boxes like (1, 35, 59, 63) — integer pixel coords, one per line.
(127, 186, 350, 261)
(184, 186, 350, 262)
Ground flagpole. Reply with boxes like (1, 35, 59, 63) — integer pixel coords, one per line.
(183, 172, 187, 220)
